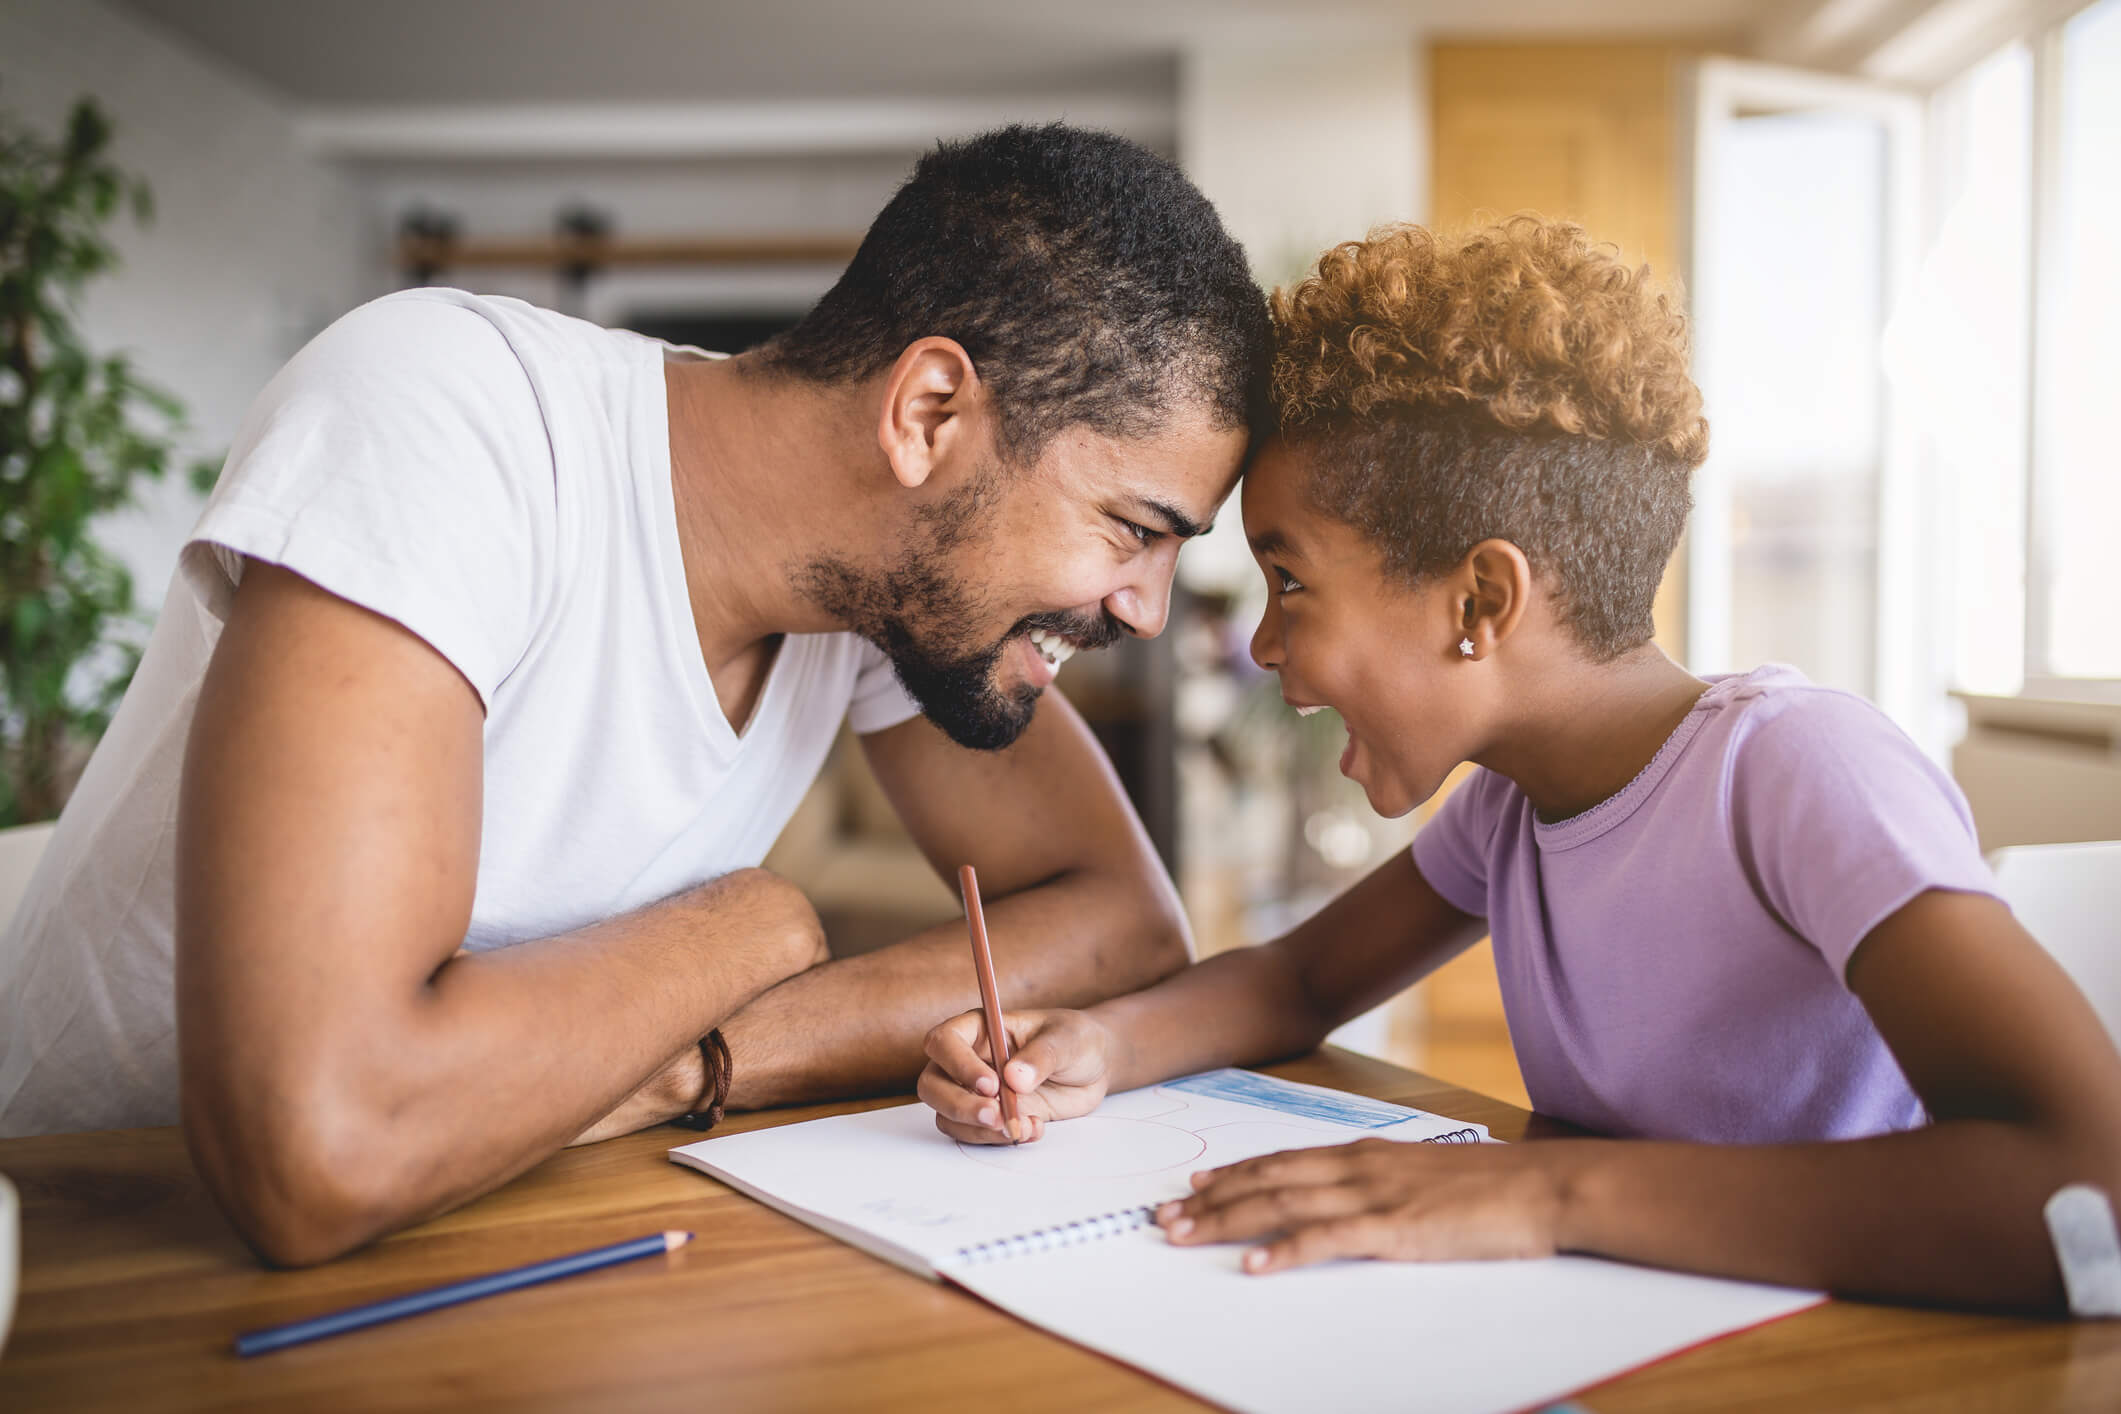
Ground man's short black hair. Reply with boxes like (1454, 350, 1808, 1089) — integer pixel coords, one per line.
(762, 122, 1271, 460)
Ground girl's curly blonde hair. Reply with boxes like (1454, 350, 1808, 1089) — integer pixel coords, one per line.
(1267, 217, 1709, 659)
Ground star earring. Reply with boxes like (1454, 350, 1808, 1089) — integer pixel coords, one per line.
(1459, 637, 1475, 658)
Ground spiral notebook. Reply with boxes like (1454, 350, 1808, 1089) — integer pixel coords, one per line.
(670, 1069, 1820, 1414)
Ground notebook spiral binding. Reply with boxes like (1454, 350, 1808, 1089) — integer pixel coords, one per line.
(948, 1205, 1158, 1267)
(945, 1127, 1486, 1267)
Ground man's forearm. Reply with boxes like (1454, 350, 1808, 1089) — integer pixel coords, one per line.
(182, 868, 816, 1265)
(720, 864, 1190, 1108)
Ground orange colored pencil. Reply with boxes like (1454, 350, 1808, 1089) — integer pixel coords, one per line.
(957, 864, 1021, 1142)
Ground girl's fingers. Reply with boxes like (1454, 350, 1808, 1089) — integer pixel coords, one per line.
(1245, 1215, 1404, 1273)
(931, 1095, 1051, 1145)
(923, 1011, 1001, 1095)
(1158, 1183, 1371, 1245)
(1003, 1024, 1082, 1095)
(934, 1112, 1018, 1145)
(1186, 1147, 1364, 1207)
(915, 1062, 998, 1127)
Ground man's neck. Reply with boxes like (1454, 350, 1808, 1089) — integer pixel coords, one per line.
(663, 354, 868, 677)
(1477, 644, 1711, 824)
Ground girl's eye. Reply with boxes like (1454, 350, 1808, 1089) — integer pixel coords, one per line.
(1274, 567, 1303, 595)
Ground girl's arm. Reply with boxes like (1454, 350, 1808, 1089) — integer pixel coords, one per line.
(1554, 888, 2121, 1307)
(1095, 850, 1486, 1091)
(917, 851, 1486, 1140)
(1167, 888, 2121, 1313)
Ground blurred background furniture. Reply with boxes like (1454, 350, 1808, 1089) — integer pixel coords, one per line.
(1990, 840, 2121, 1046)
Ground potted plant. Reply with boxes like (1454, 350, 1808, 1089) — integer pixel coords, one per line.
(0, 96, 207, 824)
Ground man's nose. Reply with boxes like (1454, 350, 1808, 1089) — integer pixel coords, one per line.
(1102, 545, 1179, 639)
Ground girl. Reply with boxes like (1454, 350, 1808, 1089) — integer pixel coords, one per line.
(918, 217, 2121, 1313)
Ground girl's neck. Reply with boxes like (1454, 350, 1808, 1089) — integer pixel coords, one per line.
(1477, 646, 1712, 824)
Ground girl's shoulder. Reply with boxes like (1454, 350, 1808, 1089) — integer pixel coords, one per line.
(1708, 665, 1939, 783)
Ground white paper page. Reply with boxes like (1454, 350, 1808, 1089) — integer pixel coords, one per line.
(670, 1070, 1487, 1271)
(951, 1223, 1822, 1414)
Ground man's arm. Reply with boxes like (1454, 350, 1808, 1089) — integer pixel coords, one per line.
(176, 564, 824, 1267)
(714, 692, 1193, 1108)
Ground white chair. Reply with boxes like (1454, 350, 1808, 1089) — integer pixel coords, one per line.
(1990, 841, 2121, 1047)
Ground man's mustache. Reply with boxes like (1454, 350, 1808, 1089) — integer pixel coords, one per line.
(1012, 608, 1127, 653)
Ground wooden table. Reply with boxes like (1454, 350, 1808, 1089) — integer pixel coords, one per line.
(4, 1047, 2118, 1412)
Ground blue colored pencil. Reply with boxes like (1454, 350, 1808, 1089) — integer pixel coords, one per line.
(234, 1229, 693, 1357)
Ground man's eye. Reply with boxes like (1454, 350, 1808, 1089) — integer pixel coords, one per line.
(1118, 517, 1157, 545)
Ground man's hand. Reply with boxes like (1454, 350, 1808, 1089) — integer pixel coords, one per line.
(917, 1007, 1117, 1144)
(568, 869, 828, 1146)
(1155, 1139, 1568, 1273)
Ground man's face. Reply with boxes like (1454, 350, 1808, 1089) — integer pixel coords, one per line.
(805, 408, 1246, 750)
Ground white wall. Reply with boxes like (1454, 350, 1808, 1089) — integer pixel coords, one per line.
(0, 0, 366, 609)
(1173, 38, 1426, 596)
(1179, 41, 1425, 288)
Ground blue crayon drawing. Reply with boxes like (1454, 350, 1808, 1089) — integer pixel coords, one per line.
(1165, 1070, 1423, 1130)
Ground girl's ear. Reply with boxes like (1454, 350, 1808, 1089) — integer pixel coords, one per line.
(1452, 539, 1533, 661)
(875, 337, 984, 490)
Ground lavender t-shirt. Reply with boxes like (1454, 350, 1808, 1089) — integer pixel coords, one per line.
(1411, 664, 2000, 1144)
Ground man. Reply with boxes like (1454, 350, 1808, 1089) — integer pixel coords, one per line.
(0, 124, 1270, 1265)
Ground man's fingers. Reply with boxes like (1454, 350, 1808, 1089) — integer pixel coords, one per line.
(922, 1011, 1000, 1095)
(1160, 1183, 1371, 1245)
(1246, 1215, 1403, 1274)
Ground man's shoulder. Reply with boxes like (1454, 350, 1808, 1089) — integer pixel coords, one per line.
(303, 289, 633, 383)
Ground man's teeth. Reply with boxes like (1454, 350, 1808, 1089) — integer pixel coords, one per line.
(1029, 629, 1076, 667)
(1296, 705, 1326, 717)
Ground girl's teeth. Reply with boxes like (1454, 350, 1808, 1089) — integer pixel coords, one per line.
(1296, 705, 1325, 717)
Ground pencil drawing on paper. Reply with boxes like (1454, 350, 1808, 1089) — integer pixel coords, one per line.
(953, 1083, 1355, 1181)
(956, 1114, 1209, 1180)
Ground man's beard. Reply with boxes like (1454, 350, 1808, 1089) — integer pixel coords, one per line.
(798, 488, 1122, 751)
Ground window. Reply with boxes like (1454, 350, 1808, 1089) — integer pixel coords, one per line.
(1925, 0, 2121, 697)
(2042, 0, 2121, 680)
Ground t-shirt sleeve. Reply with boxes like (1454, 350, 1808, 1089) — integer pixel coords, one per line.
(1730, 691, 2001, 981)
(845, 636, 923, 735)
(185, 293, 554, 711)
(1409, 768, 1502, 919)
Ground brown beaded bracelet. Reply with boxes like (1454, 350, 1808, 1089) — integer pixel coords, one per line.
(670, 1027, 731, 1131)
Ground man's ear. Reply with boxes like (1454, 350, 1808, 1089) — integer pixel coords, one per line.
(1448, 538, 1533, 661)
(876, 338, 982, 490)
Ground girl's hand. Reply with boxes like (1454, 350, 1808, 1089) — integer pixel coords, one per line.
(917, 1007, 1116, 1144)
(1155, 1137, 1571, 1273)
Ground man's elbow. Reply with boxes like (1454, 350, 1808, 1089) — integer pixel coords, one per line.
(181, 1080, 401, 1268)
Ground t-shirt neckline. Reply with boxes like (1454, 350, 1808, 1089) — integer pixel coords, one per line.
(1530, 677, 1737, 851)
(643, 342, 797, 759)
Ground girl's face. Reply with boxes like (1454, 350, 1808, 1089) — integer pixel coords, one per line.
(1240, 440, 1486, 819)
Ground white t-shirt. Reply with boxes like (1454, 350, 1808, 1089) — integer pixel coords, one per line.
(0, 289, 921, 1137)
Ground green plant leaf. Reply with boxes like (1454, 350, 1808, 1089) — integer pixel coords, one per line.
(0, 94, 175, 823)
